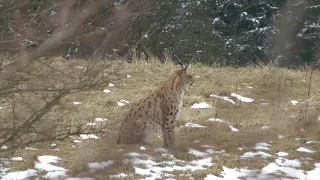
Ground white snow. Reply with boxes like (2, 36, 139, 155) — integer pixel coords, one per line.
(125, 152, 146, 157)
(212, 17, 221, 25)
(108, 83, 115, 87)
(88, 160, 114, 169)
(275, 152, 288, 157)
(0, 107, 3, 110)
(191, 102, 211, 109)
(24, 147, 37, 150)
(11, 157, 23, 161)
(72, 101, 82, 105)
(79, 134, 100, 139)
(231, 93, 254, 103)
(208, 118, 225, 123)
(262, 161, 305, 179)
(210, 94, 236, 104)
(120, 99, 130, 104)
(275, 158, 301, 167)
(117, 99, 130, 106)
(188, 148, 208, 157)
(122, 150, 213, 180)
(110, 173, 128, 178)
(307, 141, 320, 144)
(140, 146, 146, 151)
(1, 145, 7, 149)
(103, 89, 111, 93)
(193, 140, 200, 143)
(75, 66, 85, 70)
(254, 142, 271, 150)
(297, 147, 314, 153)
(34, 155, 67, 179)
(2, 169, 37, 180)
(127, 75, 132, 78)
(95, 117, 107, 122)
(205, 166, 254, 180)
(117, 102, 126, 106)
(306, 163, 320, 180)
(184, 122, 206, 128)
(241, 151, 272, 158)
(208, 117, 239, 132)
(229, 125, 239, 132)
(290, 100, 298, 105)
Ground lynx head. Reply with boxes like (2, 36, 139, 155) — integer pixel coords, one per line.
(169, 62, 194, 91)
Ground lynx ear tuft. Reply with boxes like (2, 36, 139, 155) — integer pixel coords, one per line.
(184, 64, 189, 71)
(178, 59, 184, 68)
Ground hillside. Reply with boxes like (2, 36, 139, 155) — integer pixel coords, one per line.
(1, 57, 320, 179)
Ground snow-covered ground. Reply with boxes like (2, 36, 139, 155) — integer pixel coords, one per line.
(1, 90, 319, 180)
(1, 112, 319, 180)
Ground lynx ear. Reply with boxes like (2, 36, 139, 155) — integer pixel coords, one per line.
(184, 64, 189, 71)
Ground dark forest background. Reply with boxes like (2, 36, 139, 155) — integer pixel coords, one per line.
(0, 0, 319, 67)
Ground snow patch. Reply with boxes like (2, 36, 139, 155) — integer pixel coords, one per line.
(11, 157, 23, 161)
(307, 141, 320, 144)
(110, 173, 128, 178)
(188, 148, 208, 157)
(208, 118, 225, 123)
(254, 142, 271, 150)
(205, 166, 255, 180)
(108, 83, 115, 87)
(191, 102, 211, 109)
(241, 151, 272, 158)
(72, 101, 81, 105)
(184, 122, 206, 128)
(275, 152, 288, 157)
(210, 94, 236, 104)
(2, 169, 37, 180)
(25, 147, 38, 150)
(290, 100, 298, 105)
(34, 155, 67, 179)
(297, 147, 314, 153)
(275, 158, 301, 168)
(231, 93, 254, 103)
(117, 102, 125, 106)
(229, 125, 239, 132)
(95, 117, 107, 122)
(120, 99, 130, 104)
(79, 134, 100, 139)
(103, 89, 111, 93)
(86, 122, 96, 126)
(88, 160, 114, 169)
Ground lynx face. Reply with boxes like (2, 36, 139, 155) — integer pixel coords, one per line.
(117, 63, 193, 148)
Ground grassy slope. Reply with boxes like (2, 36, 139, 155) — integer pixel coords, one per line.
(2, 57, 320, 178)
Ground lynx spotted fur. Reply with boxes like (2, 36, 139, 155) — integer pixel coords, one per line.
(117, 64, 193, 147)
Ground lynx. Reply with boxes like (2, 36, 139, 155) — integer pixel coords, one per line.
(117, 63, 193, 147)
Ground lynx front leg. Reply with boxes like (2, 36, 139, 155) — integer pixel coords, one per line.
(161, 120, 176, 148)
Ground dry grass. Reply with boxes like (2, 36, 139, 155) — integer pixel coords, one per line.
(1, 56, 320, 178)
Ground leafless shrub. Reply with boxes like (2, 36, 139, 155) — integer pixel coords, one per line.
(0, 0, 149, 153)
